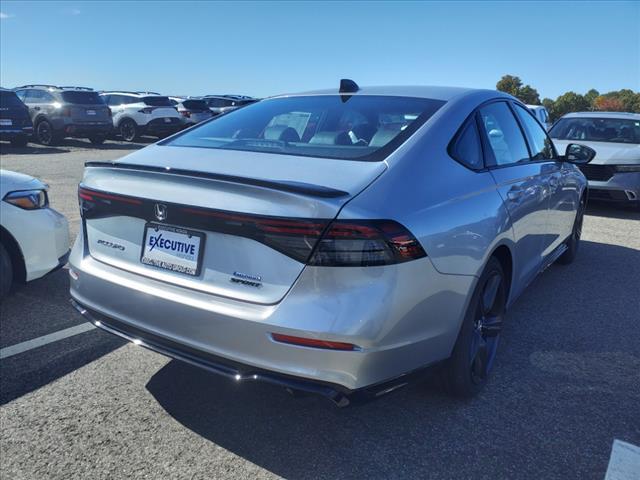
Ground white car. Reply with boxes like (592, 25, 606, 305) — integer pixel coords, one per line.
(169, 97, 214, 127)
(526, 105, 551, 130)
(0, 170, 69, 298)
(100, 92, 183, 142)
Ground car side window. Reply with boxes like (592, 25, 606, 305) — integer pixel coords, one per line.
(15, 90, 27, 102)
(478, 102, 530, 166)
(122, 96, 138, 105)
(513, 104, 555, 160)
(450, 116, 484, 170)
(24, 89, 41, 103)
(40, 91, 55, 102)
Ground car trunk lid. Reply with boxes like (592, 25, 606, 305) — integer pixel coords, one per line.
(80, 145, 386, 304)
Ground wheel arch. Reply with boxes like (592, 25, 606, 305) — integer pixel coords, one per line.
(489, 243, 513, 306)
(0, 225, 26, 283)
(117, 116, 139, 128)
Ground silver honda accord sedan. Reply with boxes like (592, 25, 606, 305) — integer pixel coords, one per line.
(69, 81, 595, 406)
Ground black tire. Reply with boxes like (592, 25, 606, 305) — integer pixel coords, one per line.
(89, 135, 106, 145)
(0, 243, 12, 300)
(35, 119, 59, 146)
(10, 136, 28, 147)
(443, 256, 506, 398)
(557, 197, 585, 265)
(119, 119, 139, 142)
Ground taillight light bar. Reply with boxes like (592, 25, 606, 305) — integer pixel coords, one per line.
(78, 186, 142, 205)
(271, 333, 358, 351)
(77, 186, 426, 265)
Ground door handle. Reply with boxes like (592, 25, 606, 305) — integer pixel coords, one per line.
(507, 188, 523, 201)
(33, 106, 41, 111)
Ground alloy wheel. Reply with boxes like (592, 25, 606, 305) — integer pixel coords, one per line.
(469, 271, 504, 385)
(37, 121, 52, 145)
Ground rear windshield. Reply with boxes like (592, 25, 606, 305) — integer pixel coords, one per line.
(143, 96, 173, 107)
(0, 90, 23, 107)
(165, 95, 446, 161)
(204, 97, 236, 108)
(550, 117, 640, 144)
(61, 91, 104, 105)
(181, 99, 209, 111)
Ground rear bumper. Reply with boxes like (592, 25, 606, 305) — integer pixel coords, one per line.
(0, 126, 33, 139)
(61, 123, 113, 137)
(142, 119, 183, 136)
(588, 172, 640, 203)
(70, 298, 442, 406)
(69, 228, 473, 393)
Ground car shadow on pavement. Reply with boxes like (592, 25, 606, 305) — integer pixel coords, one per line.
(57, 138, 153, 150)
(586, 201, 640, 220)
(0, 142, 70, 155)
(0, 269, 126, 405)
(146, 240, 640, 479)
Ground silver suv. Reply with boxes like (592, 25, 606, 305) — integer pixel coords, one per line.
(13, 85, 112, 145)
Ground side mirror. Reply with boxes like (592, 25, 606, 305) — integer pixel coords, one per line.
(565, 143, 596, 164)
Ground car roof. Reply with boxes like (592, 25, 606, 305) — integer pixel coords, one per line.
(526, 104, 546, 110)
(275, 85, 493, 102)
(14, 85, 95, 92)
(100, 91, 165, 97)
(561, 111, 640, 120)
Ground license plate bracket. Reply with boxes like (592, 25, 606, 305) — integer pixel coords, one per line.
(140, 223, 205, 277)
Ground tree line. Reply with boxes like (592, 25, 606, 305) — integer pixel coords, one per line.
(496, 74, 640, 121)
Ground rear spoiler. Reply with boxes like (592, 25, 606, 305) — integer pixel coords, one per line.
(84, 161, 349, 199)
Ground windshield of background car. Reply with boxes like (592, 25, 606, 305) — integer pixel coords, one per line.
(0, 90, 23, 107)
(60, 91, 105, 105)
(549, 117, 640, 144)
(143, 96, 174, 107)
(165, 95, 446, 161)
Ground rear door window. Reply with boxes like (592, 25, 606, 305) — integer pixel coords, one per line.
(478, 102, 530, 166)
(513, 104, 555, 160)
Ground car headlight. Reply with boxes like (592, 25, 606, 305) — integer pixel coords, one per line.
(614, 165, 640, 173)
(3, 189, 49, 210)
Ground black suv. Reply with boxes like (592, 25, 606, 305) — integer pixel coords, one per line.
(13, 85, 112, 145)
(0, 88, 33, 147)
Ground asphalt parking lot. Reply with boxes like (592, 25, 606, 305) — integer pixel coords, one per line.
(0, 140, 639, 480)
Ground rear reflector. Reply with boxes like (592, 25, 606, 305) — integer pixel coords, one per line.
(271, 333, 358, 351)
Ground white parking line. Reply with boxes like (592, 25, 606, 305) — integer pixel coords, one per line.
(0, 323, 96, 360)
(605, 439, 640, 480)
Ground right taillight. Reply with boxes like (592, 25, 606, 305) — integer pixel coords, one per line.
(309, 220, 426, 267)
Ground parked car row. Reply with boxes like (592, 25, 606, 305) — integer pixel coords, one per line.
(0, 85, 257, 146)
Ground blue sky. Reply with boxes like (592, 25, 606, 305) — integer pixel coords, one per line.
(1, 1, 638, 99)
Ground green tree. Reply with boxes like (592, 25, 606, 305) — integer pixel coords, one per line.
(518, 85, 541, 105)
(551, 92, 590, 119)
(584, 89, 600, 110)
(496, 74, 540, 105)
(496, 75, 523, 97)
